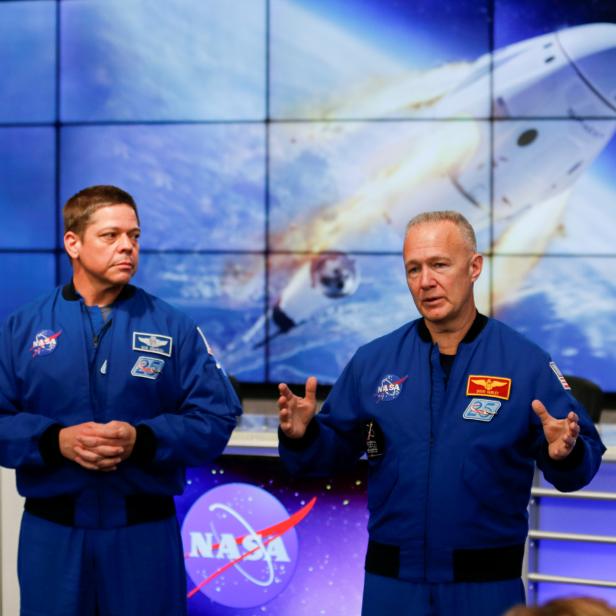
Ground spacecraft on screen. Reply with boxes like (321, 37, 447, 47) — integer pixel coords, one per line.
(230, 22, 616, 352)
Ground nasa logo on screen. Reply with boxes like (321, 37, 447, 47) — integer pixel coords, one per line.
(182, 482, 315, 609)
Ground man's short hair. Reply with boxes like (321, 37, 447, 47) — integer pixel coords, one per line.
(405, 210, 477, 252)
(63, 185, 140, 236)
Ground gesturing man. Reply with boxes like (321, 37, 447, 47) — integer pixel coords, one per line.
(278, 210, 605, 616)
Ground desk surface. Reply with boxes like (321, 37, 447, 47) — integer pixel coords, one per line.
(599, 424, 616, 461)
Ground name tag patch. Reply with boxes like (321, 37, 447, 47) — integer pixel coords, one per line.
(131, 356, 165, 380)
(463, 398, 502, 422)
(466, 375, 512, 400)
(132, 332, 172, 357)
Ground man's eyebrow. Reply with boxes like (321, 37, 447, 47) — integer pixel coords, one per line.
(97, 225, 141, 232)
(405, 254, 449, 264)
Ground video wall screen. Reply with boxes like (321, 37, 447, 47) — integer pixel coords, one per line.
(60, 0, 266, 122)
(0, 1, 56, 123)
(2, 0, 616, 392)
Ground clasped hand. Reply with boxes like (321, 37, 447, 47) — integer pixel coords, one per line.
(59, 421, 137, 471)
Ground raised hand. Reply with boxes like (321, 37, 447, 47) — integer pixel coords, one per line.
(278, 376, 318, 439)
(532, 399, 581, 460)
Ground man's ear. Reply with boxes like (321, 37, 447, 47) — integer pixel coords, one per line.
(470, 253, 483, 283)
(64, 231, 81, 260)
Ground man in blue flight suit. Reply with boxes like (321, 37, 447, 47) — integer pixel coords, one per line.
(277, 211, 605, 616)
(0, 185, 242, 615)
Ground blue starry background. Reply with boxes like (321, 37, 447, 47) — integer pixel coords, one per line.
(176, 456, 369, 615)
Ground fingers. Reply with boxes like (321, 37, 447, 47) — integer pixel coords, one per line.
(277, 377, 318, 429)
(277, 382, 297, 409)
(539, 406, 581, 460)
(305, 376, 318, 403)
(98, 421, 130, 440)
(278, 378, 318, 404)
(278, 382, 292, 397)
(279, 416, 293, 437)
(278, 406, 290, 424)
(278, 380, 304, 438)
(75, 446, 107, 463)
(93, 422, 136, 457)
(531, 399, 549, 422)
(74, 445, 122, 464)
(70, 424, 119, 446)
(78, 435, 100, 448)
(74, 457, 119, 472)
(78, 435, 124, 449)
(278, 398, 294, 436)
(73, 447, 121, 471)
(564, 411, 580, 447)
(78, 442, 124, 457)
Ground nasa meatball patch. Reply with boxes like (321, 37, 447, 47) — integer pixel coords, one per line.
(31, 329, 62, 357)
(374, 374, 408, 402)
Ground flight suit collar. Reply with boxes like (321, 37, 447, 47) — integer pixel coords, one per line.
(62, 280, 137, 303)
(417, 312, 488, 345)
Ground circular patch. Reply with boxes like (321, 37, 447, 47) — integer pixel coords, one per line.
(31, 329, 61, 357)
(375, 373, 407, 402)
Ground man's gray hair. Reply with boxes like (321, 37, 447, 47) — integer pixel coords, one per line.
(405, 211, 477, 252)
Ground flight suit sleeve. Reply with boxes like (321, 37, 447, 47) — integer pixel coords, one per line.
(530, 358, 605, 492)
(136, 325, 242, 467)
(0, 319, 58, 468)
(278, 357, 365, 477)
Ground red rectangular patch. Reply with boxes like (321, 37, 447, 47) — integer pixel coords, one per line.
(466, 375, 512, 400)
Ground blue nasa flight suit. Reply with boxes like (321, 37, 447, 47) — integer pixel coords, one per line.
(0, 282, 242, 616)
(279, 314, 605, 616)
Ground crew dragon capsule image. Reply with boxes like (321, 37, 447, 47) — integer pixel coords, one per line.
(223, 22, 616, 368)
